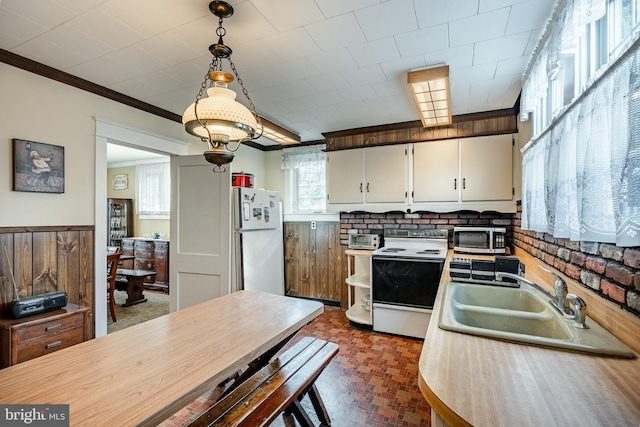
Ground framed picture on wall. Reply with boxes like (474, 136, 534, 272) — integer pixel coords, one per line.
(112, 174, 128, 190)
(12, 139, 65, 193)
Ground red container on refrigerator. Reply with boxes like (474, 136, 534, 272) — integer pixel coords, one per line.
(232, 172, 254, 188)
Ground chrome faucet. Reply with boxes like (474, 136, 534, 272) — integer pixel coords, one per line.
(566, 294, 589, 329)
(494, 271, 537, 288)
(538, 266, 573, 317)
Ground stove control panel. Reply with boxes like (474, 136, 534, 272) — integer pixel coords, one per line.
(384, 229, 448, 239)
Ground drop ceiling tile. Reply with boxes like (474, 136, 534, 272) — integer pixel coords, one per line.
(304, 13, 367, 51)
(250, 0, 324, 32)
(270, 58, 320, 83)
(452, 63, 497, 84)
(98, 0, 203, 38)
(423, 44, 475, 68)
(305, 48, 359, 74)
(1, 0, 75, 29)
(473, 31, 531, 65)
(66, 55, 141, 85)
(495, 55, 529, 77)
(355, 0, 418, 41)
(395, 24, 449, 58)
(67, 8, 145, 50)
(341, 84, 379, 102)
(479, 0, 528, 13)
(315, 0, 381, 18)
(341, 64, 386, 86)
(38, 24, 113, 62)
(304, 90, 347, 107)
(136, 33, 202, 66)
(51, 0, 104, 14)
(0, 7, 48, 49)
(348, 37, 401, 67)
(13, 37, 85, 69)
(379, 55, 429, 81)
(229, 39, 285, 73)
(169, 16, 220, 56)
(234, 67, 287, 92)
(262, 27, 322, 61)
(449, 7, 510, 47)
(108, 77, 159, 100)
(415, 0, 479, 27)
(506, 0, 556, 35)
(305, 72, 352, 92)
(107, 45, 172, 75)
(221, 1, 278, 45)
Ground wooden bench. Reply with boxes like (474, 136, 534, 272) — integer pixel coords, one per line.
(188, 337, 339, 427)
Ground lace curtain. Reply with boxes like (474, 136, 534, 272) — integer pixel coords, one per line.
(136, 162, 171, 216)
(281, 144, 326, 170)
(522, 42, 640, 246)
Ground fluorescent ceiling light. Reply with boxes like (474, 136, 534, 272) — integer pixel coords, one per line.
(260, 118, 301, 145)
(407, 65, 452, 127)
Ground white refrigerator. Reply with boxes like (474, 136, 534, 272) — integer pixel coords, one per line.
(232, 187, 285, 295)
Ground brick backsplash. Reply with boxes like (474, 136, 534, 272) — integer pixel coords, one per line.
(339, 210, 515, 249)
(512, 203, 640, 319)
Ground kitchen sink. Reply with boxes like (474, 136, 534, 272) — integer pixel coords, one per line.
(439, 282, 636, 358)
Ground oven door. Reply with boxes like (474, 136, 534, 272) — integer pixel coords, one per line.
(371, 256, 444, 309)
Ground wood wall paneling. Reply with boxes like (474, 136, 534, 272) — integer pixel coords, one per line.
(0, 227, 94, 336)
(284, 223, 347, 306)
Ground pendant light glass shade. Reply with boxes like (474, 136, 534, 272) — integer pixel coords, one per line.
(182, 82, 257, 143)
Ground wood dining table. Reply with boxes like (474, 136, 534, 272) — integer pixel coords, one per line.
(0, 290, 324, 426)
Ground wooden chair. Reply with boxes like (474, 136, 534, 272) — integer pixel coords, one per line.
(107, 251, 121, 322)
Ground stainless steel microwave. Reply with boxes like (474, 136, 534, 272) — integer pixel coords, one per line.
(453, 226, 506, 254)
(348, 233, 380, 250)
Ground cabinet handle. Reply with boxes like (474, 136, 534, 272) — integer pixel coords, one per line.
(463, 178, 466, 189)
(45, 324, 62, 332)
(46, 340, 62, 349)
(454, 178, 457, 190)
(366, 183, 370, 192)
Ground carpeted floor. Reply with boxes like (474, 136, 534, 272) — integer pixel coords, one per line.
(160, 305, 432, 427)
(107, 290, 169, 334)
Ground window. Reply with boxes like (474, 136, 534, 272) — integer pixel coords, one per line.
(136, 162, 170, 218)
(281, 145, 326, 214)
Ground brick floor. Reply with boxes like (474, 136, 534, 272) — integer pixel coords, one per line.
(160, 305, 432, 427)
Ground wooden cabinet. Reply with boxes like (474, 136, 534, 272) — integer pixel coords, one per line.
(283, 222, 346, 304)
(345, 249, 372, 326)
(411, 134, 514, 204)
(413, 139, 459, 202)
(108, 198, 133, 248)
(460, 135, 513, 201)
(327, 145, 407, 205)
(121, 238, 170, 293)
(0, 304, 90, 368)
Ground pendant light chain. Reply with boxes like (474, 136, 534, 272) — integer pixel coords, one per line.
(228, 59, 263, 136)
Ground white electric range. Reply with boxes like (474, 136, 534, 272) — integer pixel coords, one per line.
(371, 229, 449, 339)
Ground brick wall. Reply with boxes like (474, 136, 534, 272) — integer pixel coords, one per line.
(513, 203, 640, 319)
(339, 211, 515, 249)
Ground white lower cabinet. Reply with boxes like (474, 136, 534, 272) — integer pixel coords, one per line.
(345, 249, 372, 326)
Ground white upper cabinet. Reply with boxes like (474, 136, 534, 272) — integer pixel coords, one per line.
(326, 149, 365, 204)
(327, 135, 515, 213)
(460, 134, 513, 201)
(413, 140, 459, 203)
(327, 145, 407, 205)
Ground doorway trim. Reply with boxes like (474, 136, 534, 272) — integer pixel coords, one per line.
(95, 117, 189, 337)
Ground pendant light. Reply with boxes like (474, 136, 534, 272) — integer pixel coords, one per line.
(182, 1, 262, 172)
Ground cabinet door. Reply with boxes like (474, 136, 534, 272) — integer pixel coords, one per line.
(412, 140, 459, 202)
(326, 150, 365, 204)
(365, 145, 407, 203)
(460, 135, 513, 201)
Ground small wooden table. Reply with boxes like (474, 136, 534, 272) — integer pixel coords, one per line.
(0, 291, 324, 426)
(115, 268, 156, 306)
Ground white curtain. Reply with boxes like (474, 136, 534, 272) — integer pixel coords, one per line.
(136, 162, 171, 216)
(522, 45, 640, 245)
(281, 144, 326, 170)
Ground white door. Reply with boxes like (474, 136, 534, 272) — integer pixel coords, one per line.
(413, 140, 459, 202)
(170, 155, 231, 311)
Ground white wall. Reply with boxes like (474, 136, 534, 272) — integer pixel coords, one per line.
(0, 63, 195, 227)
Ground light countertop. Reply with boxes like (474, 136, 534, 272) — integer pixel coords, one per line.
(418, 249, 640, 427)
